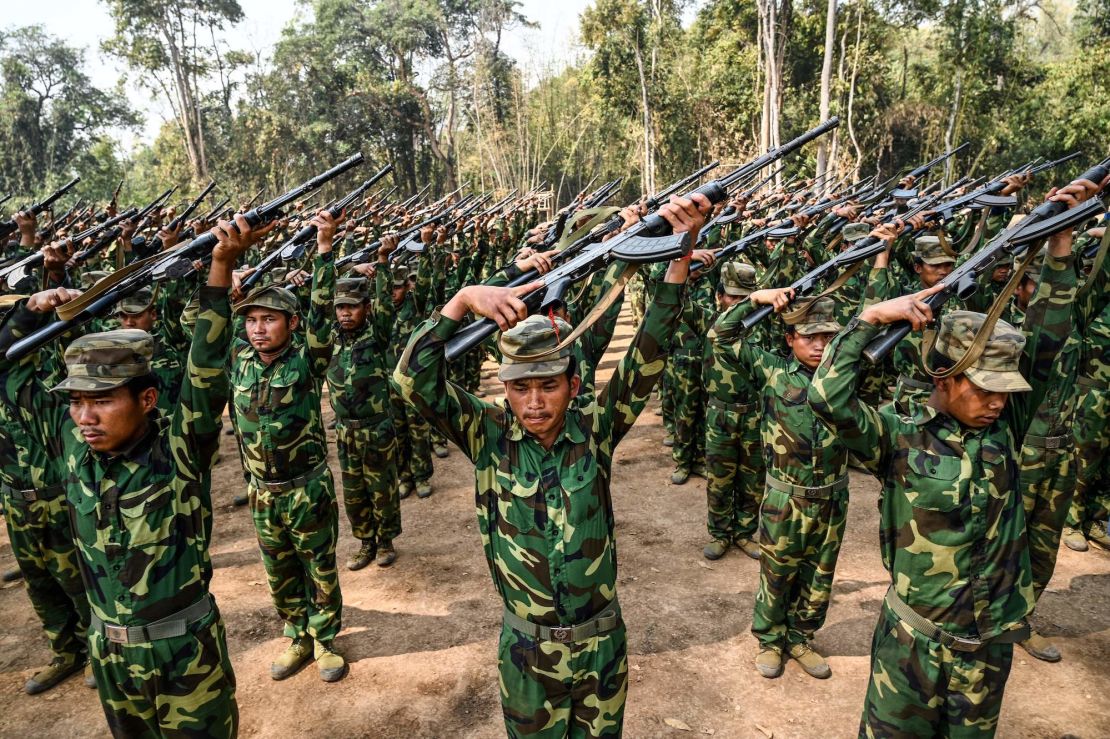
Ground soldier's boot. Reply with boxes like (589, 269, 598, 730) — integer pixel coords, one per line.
(691, 462, 707, 479)
(788, 642, 832, 679)
(376, 540, 397, 568)
(1088, 521, 1110, 551)
(398, 481, 413, 500)
(671, 467, 690, 485)
(416, 481, 433, 499)
(346, 540, 377, 571)
(1019, 629, 1062, 663)
(703, 539, 729, 561)
(433, 443, 449, 459)
(755, 647, 784, 679)
(83, 662, 96, 689)
(733, 538, 761, 561)
(662, 434, 674, 447)
(270, 636, 313, 681)
(232, 494, 249, 507)
(1062, 527, 1089, 552)
(315, 641, 348, 683)
(24, 655, 84, 695)
(2, 568, 23, 582)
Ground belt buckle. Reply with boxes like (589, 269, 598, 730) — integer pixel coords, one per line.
(549, 626, 573, 643)
(20, 490, 36, 502)
(947, 635, 982, 653)
(104, 624, 130, 644)
(1045, 436, 1064, 450)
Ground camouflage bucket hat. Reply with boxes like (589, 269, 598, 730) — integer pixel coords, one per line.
(935, 310, 1030, 393)
(498, 314, 573, 381)
(913, 235, 955, 266)
(80, 270, 110, 290)
(721, 261, 757, 297)
(391, 264, 410, 288)
(51, 329, 153, 393)
(334, 277, 369, 306)
(234, 285, 299, 316)
(841, 222, 871, 243)
(786, 296, 841, 336)
(118, 285, 156, 315)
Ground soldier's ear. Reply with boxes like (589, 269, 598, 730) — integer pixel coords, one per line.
(288, 314, 300, 332)
(140, 387, 158, 415)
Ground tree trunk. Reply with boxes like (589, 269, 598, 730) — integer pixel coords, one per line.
(943, 71, 963, 186)
(814, 0, 837, 193)
(846, 0, 864, 179)
(632, 38, 655, 195)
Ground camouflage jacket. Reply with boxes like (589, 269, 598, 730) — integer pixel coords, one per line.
(1076, 236, 1110, 384)
(808, 251, 1076, 638)
(394, 282, 684, 626)
(327, 267, 395, 428)
(150, 333, 185, 416)
(0, 286, 232, 625)
(231, 252, 334, 481)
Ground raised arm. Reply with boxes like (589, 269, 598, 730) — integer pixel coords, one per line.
(306, 211, 338, 376)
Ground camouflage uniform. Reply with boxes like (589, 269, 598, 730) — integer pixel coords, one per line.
(230, 258, 344, 645)
(327, 275, 400, 548)
(711, 297, 847, 653)
(117, 286, 185, 416)
(388, 265, 434, 491)
(809, 250, 1075, 737)
(0, 295, 239, 737)
(394, 282, 684, 738)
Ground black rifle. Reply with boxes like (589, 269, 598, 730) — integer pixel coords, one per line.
(0, 177, 82, 240)
(335, 193, 467, 270)
(444, 118, 840, 360)
(0, 207, 139, 288)
(392, 194, 492, 266)
(145, 181, 217, 252)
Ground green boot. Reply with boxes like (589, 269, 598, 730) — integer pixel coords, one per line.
(376, 540, 397, 568)
(1088, 521, 1110, 551)
(398, 481, 412, 500)
(346, 540, 376, 571)
(270, 636, 313, 681)
(25, 655, 84, 695)
(703, 538, 729, 560)
(734, 537, 761, 560)
(416, 481, 433, 499)
(671, 467, 690, 485)
(315, 641, 348, 683)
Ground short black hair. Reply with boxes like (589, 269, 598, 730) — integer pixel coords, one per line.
(125, 374, 159, 398)
(565, 355, 578, 380)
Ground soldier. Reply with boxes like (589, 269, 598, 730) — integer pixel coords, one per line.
(808, 176, 1095, 737)
(702, 261, 763, 560)
(328, 254, 401, 571)
(115, 285, 184, 415)
(388, 262, 435, 499)
(394, 194, 708, 738)
(230, 209, 348, 683)
(0, 213, 265, 737)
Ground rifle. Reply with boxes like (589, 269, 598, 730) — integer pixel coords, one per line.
(460, 189, 519, 234)
(929, 152, 1080, 222)
(0, 177, 82, 240)
(443, 118, 840, 360)
(145, 181, 217, 251)
(5, 154, 366, 361)
(1, 207, 139, 287)
(0, 194, 10, 209)
(862, 157, 1110, 364)
(392, 194, 492, 265)
(335, 192, 466, 271)
(540, 178, 614, 246)
(581, 179, 623, 209)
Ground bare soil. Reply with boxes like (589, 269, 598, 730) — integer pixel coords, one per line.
(0, 310, 1107, 738)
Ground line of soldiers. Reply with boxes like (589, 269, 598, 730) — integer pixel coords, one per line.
(0, 155, 1105, 739)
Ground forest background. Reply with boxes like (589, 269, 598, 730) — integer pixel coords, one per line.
(0, 0, 1107, 210)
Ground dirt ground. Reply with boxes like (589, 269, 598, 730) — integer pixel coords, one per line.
(1, 309, 1108, 739)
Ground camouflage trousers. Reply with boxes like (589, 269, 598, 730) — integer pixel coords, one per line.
(336, 423, 400, 544)
(859, 604, 1013, 738)
(752, 485, 848, 648)
(248, 470, 343, 643)
(704, 401, 764, 542)
(91, 607, 237, 739)
(1019, 436, 1076, 600)
(2, 491, 89, 661)
(499, 620, 627, 738)
(1067, 385, 1110, 534)
(390, 386, 433, 486)
(628, 274, 645, 326)
(667, 352, 706, 469)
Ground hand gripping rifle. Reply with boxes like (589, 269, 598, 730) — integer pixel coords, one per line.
(144, 181, 217, 251)
(391, 194, 493, 266)
(1, 207, 139, 289)
(443, 118, 840, 360)
(0, 177, 82, 240)
(335, 193, 471, 271)
(861, 157, 1110, 364)
(5, 154, 366, 361)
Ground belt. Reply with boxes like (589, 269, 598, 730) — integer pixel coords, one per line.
(335, 412, 391, 431)
(1025, 433, 1073, 450)
(897, 374, 933, 392)
(0, 482, 65, 503)
(250, 460, 329, 493)
(90, 594, 214, 645)
(764, 473, 848, 500)
(503, 601, 621, 644)
(1077, 376, 1109, 390)
(884, 588, 1029, 653)
(708, 397, 758, 414)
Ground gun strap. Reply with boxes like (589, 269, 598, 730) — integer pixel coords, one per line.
(936, 227, 957, 259)
(779, 257, 870, 324)
(56, 251, 164, 321)
(500, 262, 638, 363)
(923, 243, 1040, 380)
(824, 233, 844, 254)
(961, 209, 991, 256)
(1078, 225, 1110, 297)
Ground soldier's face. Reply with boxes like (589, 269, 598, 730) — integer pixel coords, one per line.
(391, 284, 408, 306)
(244, 308, 298, 353)
(117, 307, 156, 332)
(504, 374, 581, 444)
(335, 302, 369, 331)
(718, 292, 744, 309)
(785, 330, 834, 369)
(915, 261, 954, 288)
(992, 264, 1012, 283)
(68, 387, 157, 453)
(934, 375, 1009, 428)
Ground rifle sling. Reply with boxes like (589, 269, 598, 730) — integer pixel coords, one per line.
(1078, 225, 1110, 297)
(962, 209, 991, 256)
(779, 256, 870, 324)
(56, 251, 165, 321)
(936, 228, 957, 259)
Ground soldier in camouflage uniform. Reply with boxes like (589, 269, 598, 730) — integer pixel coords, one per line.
(116, 286, 184, 416)
(809, 177, 1089, 737)
(702, 261, 763, 561)
(328, 263, 401, 571)
(0, 214, 265, 737)
(388, 263, 435, 499)
(394, 194, 707, 738)
(230, 210, 347, 683)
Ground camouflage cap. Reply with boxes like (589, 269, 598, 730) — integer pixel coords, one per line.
(721, 261, 757, 297)
(334, 277, 369, 306)
(498, 314, 573, 381)
(842, 222, 871, 243)
(51, 329, 153, 393)
(391, 265, 410, 288)
(913, 235, 955, 266)
(234, 284, 300, 316)
(118, 285, 156, 315)
(80, 270, 110, 290)
(934, 310, 1030, 393)
(785, 296, 841, 336)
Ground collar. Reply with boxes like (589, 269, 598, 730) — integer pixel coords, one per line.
(787, 357, 814, 377)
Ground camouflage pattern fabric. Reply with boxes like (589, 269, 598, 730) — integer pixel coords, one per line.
(394, 282, 684, 736)
(1067, 385, 1110, 535)
(703, 401, 763, 543)
(667, 276, 714, 471)
(336, 429, 400, 544)
(389, 289, 433, 487)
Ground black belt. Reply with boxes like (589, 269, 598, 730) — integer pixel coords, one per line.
(1025, 433, 1073, 450)
(90, 594, 214, 645)
(335, 412, 391, 431)
(708, 397, 758, 414)
(249, 460, 329, 493)
(897, 374, 933, 392)
(1, 482, 65, 503)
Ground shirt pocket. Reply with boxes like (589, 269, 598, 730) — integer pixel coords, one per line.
(905, 449, 962, 512)
(118, 483, 176, 548)
(496, 469, 541, 536)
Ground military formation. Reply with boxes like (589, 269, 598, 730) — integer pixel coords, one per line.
(0, 135, 1107, 739)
